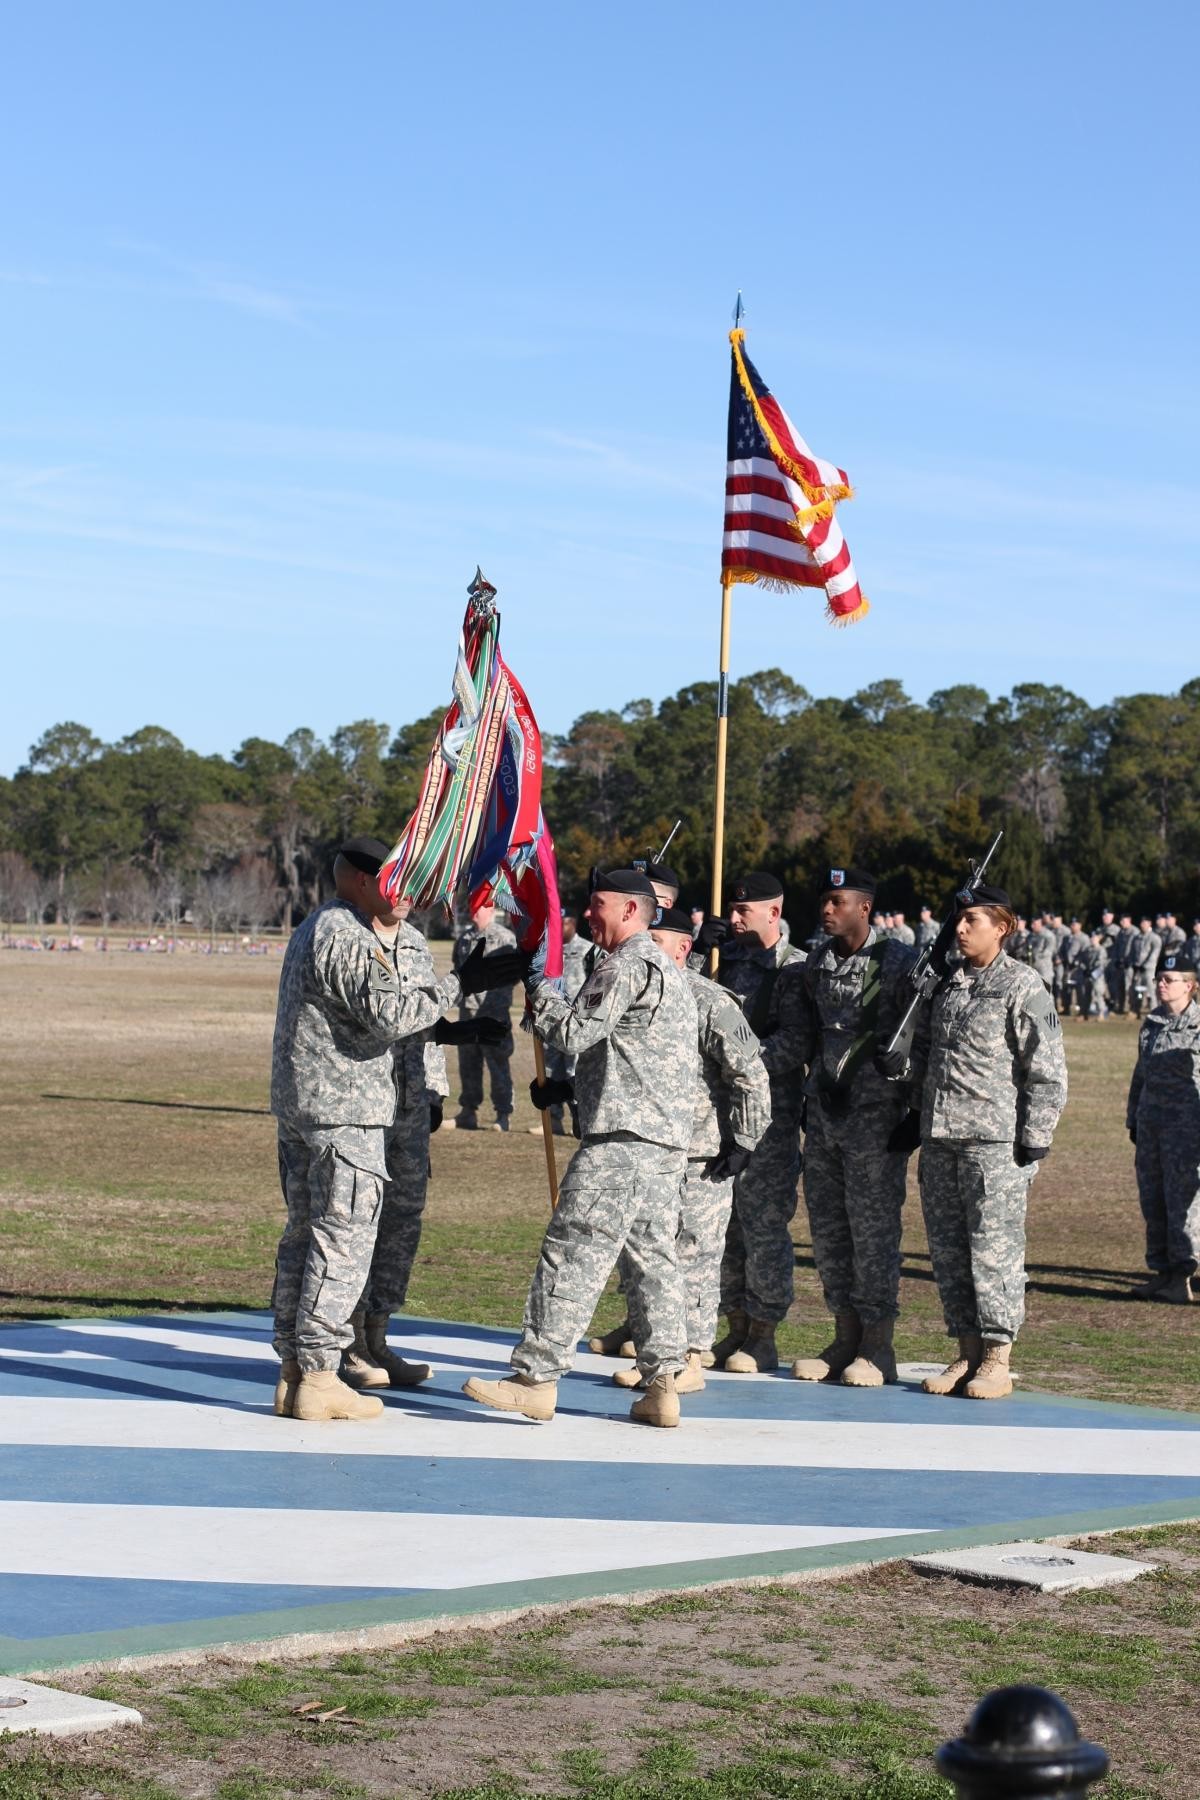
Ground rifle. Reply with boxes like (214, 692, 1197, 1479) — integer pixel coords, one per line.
(881, 832, 1004, 1068)
(632, 819, 683, 876)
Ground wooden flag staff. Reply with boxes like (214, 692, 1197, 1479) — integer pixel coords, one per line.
(708, 570, 734, 977)
(532, 1034, 560, 1210)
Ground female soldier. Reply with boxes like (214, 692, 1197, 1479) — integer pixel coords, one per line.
(916, 885, 1068, 1399)
(1127, 948, 1200, 1304)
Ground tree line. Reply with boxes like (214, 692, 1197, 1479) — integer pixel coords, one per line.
(1, 674, 1198, 934)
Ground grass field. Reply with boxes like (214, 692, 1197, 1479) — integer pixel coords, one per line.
(1, 948, 1198, 1800)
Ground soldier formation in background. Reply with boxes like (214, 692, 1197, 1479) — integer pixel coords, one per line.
(266, 837, 1199, 1427)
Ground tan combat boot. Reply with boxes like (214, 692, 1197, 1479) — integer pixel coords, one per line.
(630, 1370, 680, 1428)
(964, 1340, 1014, 1400)
(1158, 1272, 1195, 1305)
(273, 1358, 301, 1417)
(340, 1308, 390, 1390)
(709, 1309, 750, 1368)
(922, 1334, 984, 1396)
(792, 1312, 861, 1382)
(841, 1317, 898, 1387)
(725, 1319, 777, 1374)
(674, 1350, 707, 1394)
(612, 1364, 643, 1389)
(462, 1372, 557, 1421)
(294, 1369, 385, 1421)
(587, 1319, 636, 1357)
(365, 1313, 431, 1387)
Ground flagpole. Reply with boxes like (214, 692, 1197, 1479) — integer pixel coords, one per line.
(708, 570, 733, 974)
(531, 1034, 560, 1209)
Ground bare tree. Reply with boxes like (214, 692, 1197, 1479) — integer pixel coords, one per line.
(0, 852, 41, 931)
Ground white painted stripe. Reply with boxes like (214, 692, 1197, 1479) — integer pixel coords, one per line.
(0, 1502, 917, 1590)
(1, 1397, 1198, 1477)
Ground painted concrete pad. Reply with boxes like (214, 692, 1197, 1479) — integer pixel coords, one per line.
(0, 1676, 142, 1738)
(910, 1540, 1157, 1592)
(1, 1310, 1199, 1673)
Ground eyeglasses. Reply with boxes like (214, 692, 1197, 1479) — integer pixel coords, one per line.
(1157, 974, 1188, 986)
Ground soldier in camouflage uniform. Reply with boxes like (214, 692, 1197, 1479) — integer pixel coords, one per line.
(341, 899, 504, 1394)
(913, 885, 1068, 1401)
(1182, 921, 1200, 975)
(1110, 914, 1138, 1014)
(1075, 932, 1109, 1020)
(1159, 913, 1187, 954)
(915, 907, 939, 953)
(271, 838, 521, 1422)
(451, 900, 517, 1130)
(533, 910, 592, 1137)
(1126, 949, 1200, 1304)
(1057, 920, 1090, 1017)
(694, 871, 807, 1374)
(1128, 919, 1163, 1017)
(789, 867, 925, 1389)
(464, 870, 698, 1428)
(607, 907, 771, 1394)
(1023, 918, 1056, 992)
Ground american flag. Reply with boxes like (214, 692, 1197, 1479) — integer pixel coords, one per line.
(722, 330, 868, 624)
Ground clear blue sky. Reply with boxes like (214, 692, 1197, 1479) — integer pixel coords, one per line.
(2, 3, 1197, 774)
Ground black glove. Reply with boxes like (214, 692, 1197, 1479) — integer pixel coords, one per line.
(457, 940, 524, 996)
(693, 916, 731, 955)
(886, 1110, 922, 1154)
(429, 1101, 443, 1134)
(706, 1141, 753, 1181)
(1128, 1124, 1138, 1147)
(873, 1044, 910, 1081)
(1015, 1143, 1049, 1167)
(434, 1016, 508, 1046)
(530, 1076, 574, 1111)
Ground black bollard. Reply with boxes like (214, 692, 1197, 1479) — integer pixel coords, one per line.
(936, 1685, 1109, 1798)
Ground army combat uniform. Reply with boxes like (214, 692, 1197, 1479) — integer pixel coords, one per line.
(271, 900, 461, 1372)
(1127, 996, 1200, 1285)
(452, 917, 517, 1125)
(360, 919, 450, 1319)
(795, 931, 922, 1367)
(717, 937, 808, 1338)
(915, 951, 1067, 1350)
(542, 929, 591, 1132)
(512, 932, 699, 1384)
(1110, 924, 1138, 1013)
(1127, 929, 1162, 1017)
(648, 969, 771, 1359)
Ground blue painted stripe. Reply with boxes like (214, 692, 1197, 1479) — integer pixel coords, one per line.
(0, 1572, 423, 1640)
(4, 1445, 1198, 1531)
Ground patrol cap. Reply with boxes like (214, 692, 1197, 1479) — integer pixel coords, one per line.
(960, 883, 1012, 910)
(818, 866, 876, 899)
(337, 836, 390, 877)
(731, 870, 785, 903)
(590, 867, 657, 901)
(651, 906, 694, 936)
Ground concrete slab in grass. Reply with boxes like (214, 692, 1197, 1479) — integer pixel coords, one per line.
(909, 1540, 1156, 1593)
(0, 1677, 142, 1738)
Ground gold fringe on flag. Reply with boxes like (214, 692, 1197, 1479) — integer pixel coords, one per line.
(729, 329, 854, 513)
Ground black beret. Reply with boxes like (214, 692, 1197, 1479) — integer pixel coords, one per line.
(338, 836, 390, 877)
(961, 883, 1012, 910)
(639, 861, 681, 893)
(591, 867, 657, 901)
(651, 906, 694, 936)
(1158, 950, 1194, 977)
(731, 870, 784, 903)
(818, 865, 876, 899)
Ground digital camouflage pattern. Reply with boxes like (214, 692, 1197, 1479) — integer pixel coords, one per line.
(394, 919, 450, 1107)
(528, 931, 698, 1148)
(543, 931, 592, 1120)
(453, 918, 517, 1119)
(1074, 940, 1108, 1017)
(717, 940, 807, 1326)
(361, 1099, 432, 1313)
(1021, 927, 1057, 990)
(514, 1137, 688, 1382)
(273, 1129, 384, 1371)
(513, 932, 698, 1381)
(917, 951, 1067, 1149)
(916, 948, 1068, 1346)
(271, 899, 460, 1129)
(1128, 997, 1200, 1275)
(617, 965, 771, 1354)
(1128, 928, 1163, 1015)
(271, 903, 459, 1369)
(918, 1139, 1036, 1343)
(793, 929, 923, 1324)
